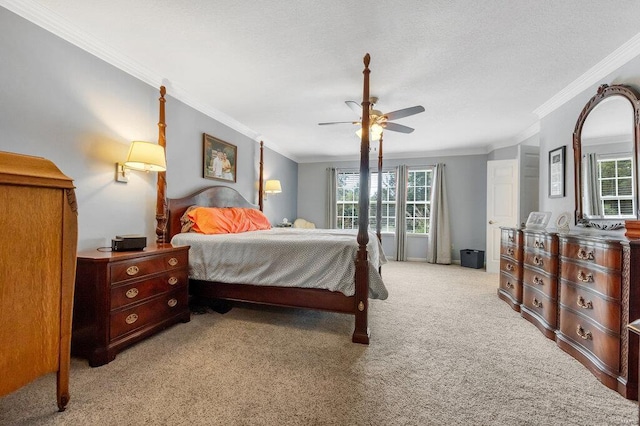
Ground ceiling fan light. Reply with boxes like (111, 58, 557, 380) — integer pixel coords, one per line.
(355, 124, 383, 142)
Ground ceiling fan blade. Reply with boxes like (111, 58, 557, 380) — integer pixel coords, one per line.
(384, 105, 425, 121)
(382, 122, 414, 134)
(345, 100, 362, 115)
(318, 121, 359, 126)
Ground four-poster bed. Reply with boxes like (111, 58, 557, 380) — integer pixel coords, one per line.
(159, 54, 384, 343)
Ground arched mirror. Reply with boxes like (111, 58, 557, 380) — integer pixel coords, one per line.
(574, 84, 640, 229)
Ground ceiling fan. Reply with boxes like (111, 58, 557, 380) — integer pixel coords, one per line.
(319, 97, 425, 135)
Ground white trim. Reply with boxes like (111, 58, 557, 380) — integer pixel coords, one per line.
(0, 0, 298, 162)
(534, 32, 640, 119)
(406, 257, 427, 262)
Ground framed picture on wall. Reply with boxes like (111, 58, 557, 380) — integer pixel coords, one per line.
(549, 145, 566, 198)
(203, 133, 237, 182)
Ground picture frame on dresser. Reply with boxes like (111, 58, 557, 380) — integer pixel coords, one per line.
(525, 211, 551, 229)
(549, 145, 566, 198)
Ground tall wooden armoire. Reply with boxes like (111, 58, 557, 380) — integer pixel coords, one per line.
(0, 151, 78, 411)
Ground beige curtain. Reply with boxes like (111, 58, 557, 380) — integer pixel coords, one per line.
(326, 168, 337, 228)
(395, 165, 408, 261)
(427, 163, 451, 264)
(584, 154, 602, 216)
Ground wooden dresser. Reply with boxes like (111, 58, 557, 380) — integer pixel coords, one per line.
(556, 233, 637, 399)
(72, 244, 190, 367)
(498, 227, 523, 311)
(498, 228, 640, 399)
(0, 151, 78, 411)
(521, 229, 559, 340)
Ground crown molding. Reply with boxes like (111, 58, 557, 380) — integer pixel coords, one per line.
(0, 1, 303, 160)
(534, 32, 640, 119)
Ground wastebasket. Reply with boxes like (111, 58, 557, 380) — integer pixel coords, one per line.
(460, 249, 484, 269)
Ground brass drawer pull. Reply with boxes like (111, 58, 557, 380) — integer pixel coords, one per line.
(125, 288, 139, 299)
(125, 313, 138, 324)
(505, 281, 514, 289)
(168, 257, 179, 267)
(534, 240, 545, 249)
(507, 247, 514, 256)
(533, 256, 543, 267)
(167, 298, 178, 308)
(577, 248, 594, 261)
(168, 276, 178, 286)
(576, 325, 592, 340)
(577, 296, 593, 309)
(126, 265, 140, 276)
(506, 263, 514, 271)
(532, 298, 542, 308)
(577, 271, 593, 283)
(533, 276, 543, 286)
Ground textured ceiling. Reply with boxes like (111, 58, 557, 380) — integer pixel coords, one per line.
(7, 1, 640, 162)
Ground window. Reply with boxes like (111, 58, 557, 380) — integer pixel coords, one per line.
(598, 157, 635, 218)
(406, 169, 432, 234)
(370, 171, 396, 232)
(335, 170, 396, 231)
(336, 172, 359, 230)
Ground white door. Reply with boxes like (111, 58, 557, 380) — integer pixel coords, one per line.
(486, 160, 519, 273)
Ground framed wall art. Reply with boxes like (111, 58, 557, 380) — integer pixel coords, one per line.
(203, 133, 237, 182)
(548, 145, 566, 198)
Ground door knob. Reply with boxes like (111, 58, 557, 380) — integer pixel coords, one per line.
(489, 220, 496, 225)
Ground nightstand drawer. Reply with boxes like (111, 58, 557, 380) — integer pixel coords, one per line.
(111, 256, 166, 283)
(110, 290, 189, 340)
(110, 270, 188, 310)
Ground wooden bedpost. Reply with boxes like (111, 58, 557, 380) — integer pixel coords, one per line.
(353, 53, 371, 344)
(156, 86, 168, 243)
(259, 141, 264, 212)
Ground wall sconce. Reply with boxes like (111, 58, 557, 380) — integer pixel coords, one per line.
(356, 123, 383, 142)
(263, 179, 282, 200)
(116, 141, 167, 183)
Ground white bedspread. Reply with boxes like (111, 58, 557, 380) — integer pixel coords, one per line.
(171, 228, 388, 300)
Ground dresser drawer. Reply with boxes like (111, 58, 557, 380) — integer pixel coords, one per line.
(559, 240, 621, 271)
(500, 244, 522, 262)
(110, 270, 188, 310)
(524, 233, 558, 254)
(499, 272, 522, 302)
(522, 267, 557, 300)
(523, 250, 558, 274)
(161, 251, 189, 270)
(500, 257, 521, 277)
(559, 281, 620, 333)
(558, 308, 620, 372)
(110, 251, 189, 283)
(111, 256, 166, 283)
(522, 285, 557, 329)
(559, 259, 621, 299)
(110, 290, 189, 340)
(501, 228, 521, 246)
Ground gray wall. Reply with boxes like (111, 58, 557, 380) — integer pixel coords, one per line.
(0, 7, 297, 250)
(538, 54, 640, 225)
(297, 154, 488, 261)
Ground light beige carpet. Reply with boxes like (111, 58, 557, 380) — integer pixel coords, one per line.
(1, 261, 637, 425)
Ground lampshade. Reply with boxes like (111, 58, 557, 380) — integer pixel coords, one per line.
(264, 179, 282, 194)
(124, 141, 166, 172)
(356, 123, 383, 142)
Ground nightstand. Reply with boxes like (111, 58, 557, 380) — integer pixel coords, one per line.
(71, 244, 190, 367)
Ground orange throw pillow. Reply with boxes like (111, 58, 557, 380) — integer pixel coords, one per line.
(187, 207, 271, 234)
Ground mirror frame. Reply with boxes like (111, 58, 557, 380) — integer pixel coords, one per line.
(573, 84, 640, 230)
